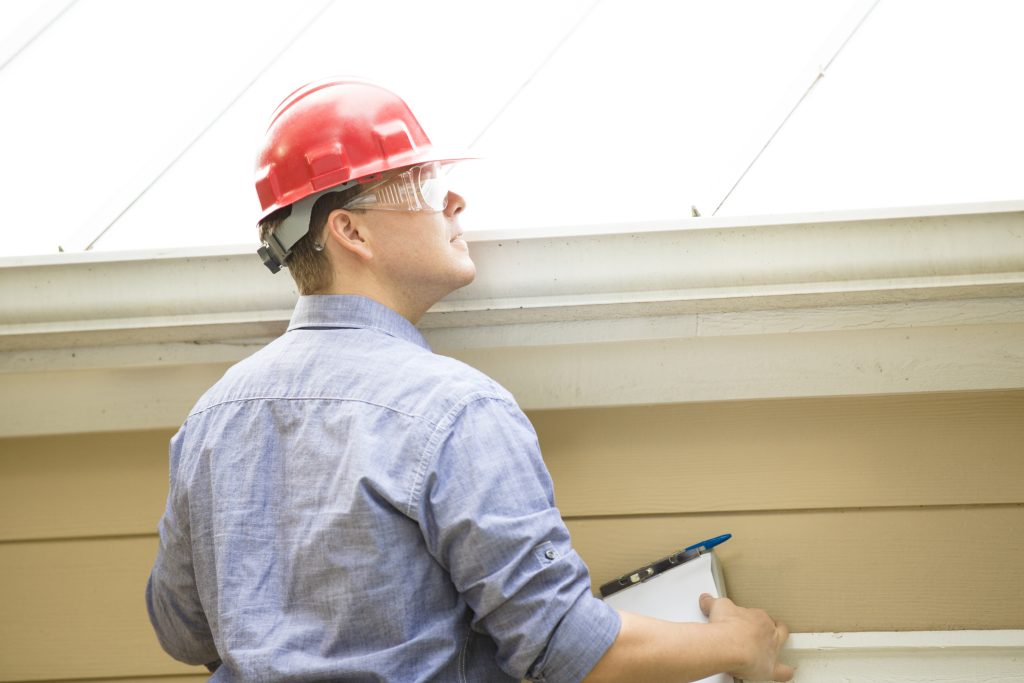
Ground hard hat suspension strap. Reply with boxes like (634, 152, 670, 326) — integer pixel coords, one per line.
(258, 180, 358, 273)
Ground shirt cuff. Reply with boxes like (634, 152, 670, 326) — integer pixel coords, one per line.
(530, 591, 621, 683)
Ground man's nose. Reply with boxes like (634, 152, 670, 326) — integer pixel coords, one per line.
(445, 190, 466, 216)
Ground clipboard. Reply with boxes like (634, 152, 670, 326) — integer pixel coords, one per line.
(601, 544, 735, 683)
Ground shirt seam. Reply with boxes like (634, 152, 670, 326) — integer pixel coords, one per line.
(187, 395, 440, 427)
(405, 391, 512, 519)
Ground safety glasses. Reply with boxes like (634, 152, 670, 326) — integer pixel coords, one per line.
(343, 161, 450, 213)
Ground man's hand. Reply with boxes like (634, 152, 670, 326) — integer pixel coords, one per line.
(700, 593, 794, 682)
(584, 596, 794, 683)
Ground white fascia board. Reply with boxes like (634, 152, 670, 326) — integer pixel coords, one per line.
(0, 202, 1022, 436)
(779, 630, 1024, 683)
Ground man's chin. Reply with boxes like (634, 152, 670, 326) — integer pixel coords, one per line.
(457, 262, 476, 289)
(449, 257, 476, 291)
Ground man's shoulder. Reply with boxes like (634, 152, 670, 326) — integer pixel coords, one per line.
(402, 346, 517, 414)
(186, 329, 516, 425)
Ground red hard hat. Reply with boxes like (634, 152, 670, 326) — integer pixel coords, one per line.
(253, 77, 472, 272)
(255, 77, 469, 221)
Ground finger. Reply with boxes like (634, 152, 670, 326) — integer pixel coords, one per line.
(775, 620, 790, 646)
(699, 593, 714, 617)
(773, 662, 795, 682)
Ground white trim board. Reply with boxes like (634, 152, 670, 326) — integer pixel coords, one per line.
(0, 202, 1021, 436)
(768, 630, 1024, 683)
(3, 202, 1022, 342)
(2, 302, 1021, 436)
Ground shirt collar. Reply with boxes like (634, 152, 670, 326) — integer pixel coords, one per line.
(287, 295, 431, 351)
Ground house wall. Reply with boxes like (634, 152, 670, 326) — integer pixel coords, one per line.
(1, 389, 1022, 682)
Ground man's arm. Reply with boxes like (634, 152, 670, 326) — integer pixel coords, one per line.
(146, 516, 220, 667)
(146, 429, 220, 668)
(584, 594, 794, 683)
(416, 394, 621, 682)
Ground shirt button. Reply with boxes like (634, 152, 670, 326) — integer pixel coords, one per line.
(544, 549, 557, 560)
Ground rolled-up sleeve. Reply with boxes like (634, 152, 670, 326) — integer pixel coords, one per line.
(413, 394, 621, 683)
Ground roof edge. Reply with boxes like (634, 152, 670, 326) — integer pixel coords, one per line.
(2, 198, 1022, 269)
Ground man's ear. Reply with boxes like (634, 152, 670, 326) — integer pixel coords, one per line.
(324, 209, 373, 261)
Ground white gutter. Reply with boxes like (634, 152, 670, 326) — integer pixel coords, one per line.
(3, 200, 1022, 348)
(1, 201, 1022, 436)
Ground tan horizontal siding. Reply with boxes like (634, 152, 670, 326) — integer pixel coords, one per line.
(1, 389, 1021, 680)
(532, 389, 1024, 516)
(568, 505, 1024, 633)
(2, 506, 1022, 680)
(4, 391, 1022, 542)
(0, 537, 205, 682)
(0, 430, 175, 542)
(25, 678, 207, 683)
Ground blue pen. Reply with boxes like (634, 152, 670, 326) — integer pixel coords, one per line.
(685, 533, 732, 554)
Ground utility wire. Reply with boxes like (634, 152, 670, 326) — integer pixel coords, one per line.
(712, 0, 881, 216)
(80, 0, 335, 251)
(467, 0, 603, 151)
(0, 0, 77, 73)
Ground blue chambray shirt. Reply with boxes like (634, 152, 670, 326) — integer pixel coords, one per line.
(147, 295, 620, 682)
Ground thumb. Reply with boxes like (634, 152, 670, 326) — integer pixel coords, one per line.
(699, 593, 715, 617)
(773, 662, 796, 682)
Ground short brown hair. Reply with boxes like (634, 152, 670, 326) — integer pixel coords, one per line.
(257, 185, 365, 294)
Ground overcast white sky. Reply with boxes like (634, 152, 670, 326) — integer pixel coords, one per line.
(0, 0, 1021, 258)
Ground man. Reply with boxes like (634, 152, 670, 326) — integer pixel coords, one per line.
(147, 77, 793, 682)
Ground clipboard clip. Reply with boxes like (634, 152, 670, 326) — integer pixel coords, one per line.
(600, 533, 732, 598)
(617, 567, 655, 588)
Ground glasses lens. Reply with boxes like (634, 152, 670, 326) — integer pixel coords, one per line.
(343, 162, 451, 212)
(417, 162, 449, 211)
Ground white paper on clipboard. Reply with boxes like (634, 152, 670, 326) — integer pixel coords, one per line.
(603, 552, 735, 683)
